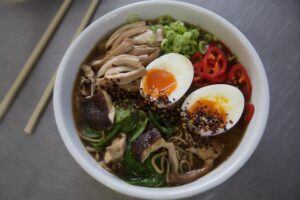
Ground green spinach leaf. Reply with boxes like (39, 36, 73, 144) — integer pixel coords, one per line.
(130, 111, 148, 142)
(122, 148, 165, 187)
(91, 123, 121, 150)
(82, 127, 103, 138)
(147, 108, 175, 137)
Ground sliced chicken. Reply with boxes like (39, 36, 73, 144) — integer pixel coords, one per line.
(141, 49, 160, 66)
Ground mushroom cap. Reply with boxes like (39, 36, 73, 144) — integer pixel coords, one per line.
(81, 90, 115, 131)
(132, 127, 179, 172)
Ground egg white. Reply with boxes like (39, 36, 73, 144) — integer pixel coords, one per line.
(140, 53, 194, 107)
(182, 84, 245, 136)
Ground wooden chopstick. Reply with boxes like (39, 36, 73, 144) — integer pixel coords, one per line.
(24, 0, 100, 135)
(0, 0, 72, 120)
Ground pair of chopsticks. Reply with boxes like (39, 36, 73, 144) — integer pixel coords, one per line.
(0, 0, 100, 134)
(0, 0, 72, 119)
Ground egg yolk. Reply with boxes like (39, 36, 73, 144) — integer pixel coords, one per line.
(189, 98, 228, 123)
(143, 69, 177, 97)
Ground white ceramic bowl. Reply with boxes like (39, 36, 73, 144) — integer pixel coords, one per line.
(53, 1, 269, 199)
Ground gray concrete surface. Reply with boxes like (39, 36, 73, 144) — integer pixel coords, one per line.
(0, 0, 299, 199)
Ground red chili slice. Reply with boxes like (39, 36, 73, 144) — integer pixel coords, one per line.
(191, 52, 202, 64)
(210, 73, 227, 83)
(243, 103, 255, 126)
(227, 64, 252, 102)
(193, 61, 203, 76)
(201, 46, 228, 81)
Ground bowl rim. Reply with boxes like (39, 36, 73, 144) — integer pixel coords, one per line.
(53, 1, 270, 199)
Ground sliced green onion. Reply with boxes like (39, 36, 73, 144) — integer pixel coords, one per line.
(163, 25, 171, 32)
(212, 35, 218, 41)
(158, 15, 174, 25)
(198, 40, 208, 54)
(204, 33, 212, 43)
(149, 25, 158, 32)
(170, 21, 187, 33)
(159, 17, 217, 56)
(173, 34, 183, 45)
(190, 29, 199, 39)
(161, 39, 171, 52)
(166, 30, 176, 40)
(187, 40, 197, 46)
(127, 15, 140, 23)
(172, 43, 182, 53)
(187, 45, 196, 55)
(181, 45, 190, 55)
(183, 31, 192, 40)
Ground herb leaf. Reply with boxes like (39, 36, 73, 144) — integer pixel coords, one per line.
(147, 108, 175, 137)
(82, 127, 103, 139)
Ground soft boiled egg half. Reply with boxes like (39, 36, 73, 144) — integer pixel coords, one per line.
(140, 53, 194, 107)
(182, 84, 245, 136)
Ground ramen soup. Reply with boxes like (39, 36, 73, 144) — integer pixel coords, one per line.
(73, 15, 255, 187)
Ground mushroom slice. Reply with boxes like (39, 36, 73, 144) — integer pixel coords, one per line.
(80, 83, 90, 96)
(104, 66, 135, 77)
(81, 64, 95, 83)
(111, 26, 148, 50)
(97, 54, 140, 77)
(107, 38, 134, 57)
(132, 128, 179, 172)
(106, 21, 146, 49)
(138, 54, 149, 61)
(128, 45, 159, 56)
(104, 133, 127, 164)
(97, 67, 146, 86)
(81, 89, 115, 131)
(141, 49, 160, 66)
(92, 39, 134, 68)
(85, 83, 96, 99)
(167, 140, 223, 185)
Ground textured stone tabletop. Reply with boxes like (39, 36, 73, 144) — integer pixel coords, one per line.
(0, 0, 299, 199)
